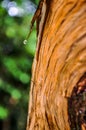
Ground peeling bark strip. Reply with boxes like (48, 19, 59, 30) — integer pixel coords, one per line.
(26, 0, 86, 130)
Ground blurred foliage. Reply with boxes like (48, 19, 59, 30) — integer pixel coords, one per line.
(0, 106, 9, 119)
(0, 0, 39, 129)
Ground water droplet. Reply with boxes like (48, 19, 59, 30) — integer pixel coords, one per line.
(23, 40, 27, 45)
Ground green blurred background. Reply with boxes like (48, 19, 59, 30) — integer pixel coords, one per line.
(0, 0, 39, 129)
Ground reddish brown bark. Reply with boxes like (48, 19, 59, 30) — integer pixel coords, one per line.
(26, 0, 86, 130)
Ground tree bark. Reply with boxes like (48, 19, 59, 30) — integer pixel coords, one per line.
(26, 0, 86, 130)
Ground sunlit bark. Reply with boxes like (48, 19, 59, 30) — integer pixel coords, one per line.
(27, 0, 86, 130)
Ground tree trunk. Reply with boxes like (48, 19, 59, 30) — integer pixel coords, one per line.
(26, 0, 86, 130)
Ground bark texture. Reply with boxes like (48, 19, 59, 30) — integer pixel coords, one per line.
(27, 0, 86, 130)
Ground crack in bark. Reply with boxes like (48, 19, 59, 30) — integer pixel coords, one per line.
(68, 73, 86, 130)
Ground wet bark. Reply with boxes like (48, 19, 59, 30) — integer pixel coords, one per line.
(26, 0, 86, 130)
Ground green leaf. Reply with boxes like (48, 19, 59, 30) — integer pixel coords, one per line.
(0, 106, 8, 119)
(11, 89, 22, 100)
(24, 30, 36, 56)
(6, 27, 16, 38)
(19, 73, 30, 84)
